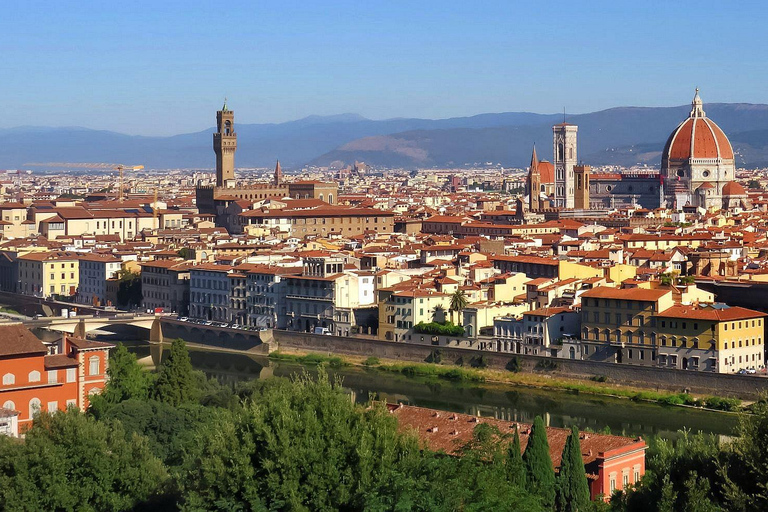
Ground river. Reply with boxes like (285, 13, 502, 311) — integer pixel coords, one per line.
(123, 340, 739, 440)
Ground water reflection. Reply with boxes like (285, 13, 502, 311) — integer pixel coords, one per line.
(126, 341, 738, 439)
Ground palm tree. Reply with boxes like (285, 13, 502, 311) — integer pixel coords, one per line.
(449, 289, 469, 325)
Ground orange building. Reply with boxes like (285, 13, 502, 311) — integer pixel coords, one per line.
(389, 403, 646, 501)
(0, 324, 113, 436)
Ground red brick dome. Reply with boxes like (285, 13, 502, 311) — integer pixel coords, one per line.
(662, 90, 734, 161)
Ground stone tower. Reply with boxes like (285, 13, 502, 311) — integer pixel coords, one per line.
(528, 145, 541, 211)
(274, 160, 282, 186)
(213, 100, 237, 188)
(573, 165, 591, 210)
(553, 123, 578, 208)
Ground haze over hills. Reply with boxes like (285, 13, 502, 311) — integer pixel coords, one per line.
(2, 104, 768, 171)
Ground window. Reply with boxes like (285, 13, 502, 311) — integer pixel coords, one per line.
(47, 370, 57, 384)
(2, 373, 14, 385)
(66, 399, 77, 409)
(88, 356, 100, 376)
(29, 398, 41, 418)
(28, 370, 41, 383)
(48, 401, 58, 413)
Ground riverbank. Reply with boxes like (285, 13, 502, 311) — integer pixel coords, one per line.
(269, 348, 745, 413)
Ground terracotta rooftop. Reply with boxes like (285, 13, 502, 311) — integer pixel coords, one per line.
(389, 404, 646, 477)
(0, 324, 47, 357)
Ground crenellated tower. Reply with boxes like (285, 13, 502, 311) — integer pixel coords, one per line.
(213, 100, 237, 187)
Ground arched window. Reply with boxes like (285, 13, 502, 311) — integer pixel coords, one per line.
(28, 371, 40, 383)
(328, 194, 333, 204)
(2, 373, 14, 385)
(2, 400, 14, 410)
(89, 356, 100, 376)
(224, 120, 232, 135)
(558, 143, 564, 160)
(29, 398, 41, 418)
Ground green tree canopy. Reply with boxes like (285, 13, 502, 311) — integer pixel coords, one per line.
(556, 425, 591, 512)
(0, 410, 167, 511)
(523, 416, 556, 508)
(507, 426, 528, 488)
(153, 339, 198, 406)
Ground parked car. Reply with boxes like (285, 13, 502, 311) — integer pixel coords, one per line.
(313, 326, 332, 335)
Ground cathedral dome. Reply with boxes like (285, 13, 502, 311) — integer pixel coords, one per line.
(662, 89, 734, 162)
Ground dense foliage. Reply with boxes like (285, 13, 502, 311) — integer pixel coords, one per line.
(610, 398, 768, 511)
(4, 338, 764, 511)
(413, 320, 465, 336)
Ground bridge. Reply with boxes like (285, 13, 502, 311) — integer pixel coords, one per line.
(19, 313, 165, 342)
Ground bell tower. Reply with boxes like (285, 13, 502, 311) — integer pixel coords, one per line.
(553, 122, 578, 208)
(213, 100, 237, 187)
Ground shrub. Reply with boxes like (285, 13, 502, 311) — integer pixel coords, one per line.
(591, 375, 608, 383)
(471, 355, 488, 369)
(362, 356, 380, 367)
(506, 357, 521, 373)
(413, 321, 465, 337)
(703, 396, 741, 411)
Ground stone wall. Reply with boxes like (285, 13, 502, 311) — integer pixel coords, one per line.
(274, 330, 768, 399)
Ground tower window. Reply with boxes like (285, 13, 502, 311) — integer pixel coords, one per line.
(225, 120, 232, 135)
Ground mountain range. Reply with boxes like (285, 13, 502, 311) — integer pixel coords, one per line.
(3, 103, 768, 171)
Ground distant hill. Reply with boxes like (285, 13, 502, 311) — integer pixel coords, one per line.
(2, 104, 768, 170)
(310, 103, 768, 169)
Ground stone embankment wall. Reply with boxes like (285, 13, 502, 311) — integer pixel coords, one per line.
(274, 330, 768, 399)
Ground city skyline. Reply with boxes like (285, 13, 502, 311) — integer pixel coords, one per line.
(2, 1, 767, 135)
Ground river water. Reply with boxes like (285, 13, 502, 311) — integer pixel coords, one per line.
(123, 341, 739, 440)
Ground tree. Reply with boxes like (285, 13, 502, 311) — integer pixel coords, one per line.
(181, 370, 425, 511)
(154, 338, 197, 406)
(0, 410, 167, 511)
(449, 289, 469, 325)
(177, 247, 195, 260)
(507, 427, 528, 488)
(523, 416, 556, 508)
(556, 425, 591, 512)
(116, 268, 142, 309)
(103, 343, 152, 403)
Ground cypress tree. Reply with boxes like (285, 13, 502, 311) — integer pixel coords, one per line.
(153, 338, 196, 406)
(555, 425, 591, 512)
(523, 415, 556, 508)
(506, 427, 527, 488)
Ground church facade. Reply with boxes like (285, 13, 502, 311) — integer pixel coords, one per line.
(526, 90, 747, 212)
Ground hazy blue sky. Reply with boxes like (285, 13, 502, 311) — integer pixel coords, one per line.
(2, 1, 766, 135)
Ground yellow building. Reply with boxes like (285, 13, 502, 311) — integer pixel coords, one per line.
(18, 251, 80, 298)
(655, 305, 765, 373)
(580, 286, 765, 373)
(580, 287, 674, 364)
(378, 288, 450, 342)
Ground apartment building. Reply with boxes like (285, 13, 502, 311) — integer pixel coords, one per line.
(377, 288, 450, 343)
(0, 324, 112, 436)
(283, 257, 345, 334)
(655, 304, 765, 373)
(0, 202, 34, 239)
(189, 264, 233, 322)
(580, 287, 674, 364)
(580, 286, 766, 373)
(243, 264, 301, 329)
(18, 251, 80, 298)
(241, 206, 395, 238)
(77, 253, 121, 307)
(140, 259, 192, 315)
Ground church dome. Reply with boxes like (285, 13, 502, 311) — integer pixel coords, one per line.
(722, 181, 746, 196)
(662, 89, 734, 162)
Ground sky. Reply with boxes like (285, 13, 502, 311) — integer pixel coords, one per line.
(2, 1, 767, 136)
